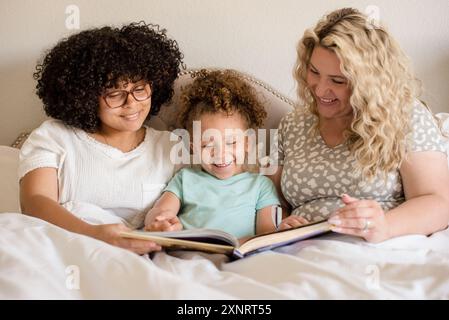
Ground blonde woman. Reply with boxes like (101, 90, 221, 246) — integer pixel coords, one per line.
(271, 8, 449, 243)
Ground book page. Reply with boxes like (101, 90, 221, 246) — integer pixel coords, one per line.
(124, 229, 239, 247)
(120, 232, 235, 254)
(237, 221, 332, 256)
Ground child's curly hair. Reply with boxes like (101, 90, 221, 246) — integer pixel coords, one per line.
(33, 22, 183, 132)
(178, 70, 267, 130)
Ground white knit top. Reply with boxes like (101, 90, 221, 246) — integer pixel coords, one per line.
(18, 119, 178, 228)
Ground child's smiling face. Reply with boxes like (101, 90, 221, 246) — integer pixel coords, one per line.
(195, 111, 249, 180)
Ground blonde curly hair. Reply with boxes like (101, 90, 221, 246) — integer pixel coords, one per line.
(294, 8, 421, 180)
(178, 69, 267, 131)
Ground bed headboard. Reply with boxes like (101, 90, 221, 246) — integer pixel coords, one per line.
(146, 68, 294, 131)
(11, 68, 295, 149)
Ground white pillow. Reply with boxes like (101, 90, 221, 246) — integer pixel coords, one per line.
(0, 146, 20, 213)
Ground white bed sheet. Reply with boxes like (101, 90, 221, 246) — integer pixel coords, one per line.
(1, 213, 448, 299)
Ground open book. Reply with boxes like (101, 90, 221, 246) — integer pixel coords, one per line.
(120, 220, 332, 259)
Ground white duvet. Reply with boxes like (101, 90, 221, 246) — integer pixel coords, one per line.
(1, 213, 448, 299)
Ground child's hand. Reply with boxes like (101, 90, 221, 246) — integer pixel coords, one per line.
(278, 215, 309, 230)
(145, 212, 183, 232)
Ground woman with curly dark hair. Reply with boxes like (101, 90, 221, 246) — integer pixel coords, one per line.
(18, 22, 183, 254)
(143, 70, 283, 241)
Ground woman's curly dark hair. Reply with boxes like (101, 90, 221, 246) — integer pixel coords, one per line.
(178, 70, 267, 130)
(33, 22, 183, 132)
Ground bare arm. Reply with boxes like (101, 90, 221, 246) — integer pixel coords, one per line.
(267, 165, 291, 216)
(255, 206, 277, 235)
(144, 191, 182, 231)
(20, 168, 94, 235)
(331, 151, 449, 242)
(20, 168, 161, 254)
(388, 151, 449, 236)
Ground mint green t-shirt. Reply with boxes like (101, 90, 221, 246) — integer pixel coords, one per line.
(164, 167, 280, 238)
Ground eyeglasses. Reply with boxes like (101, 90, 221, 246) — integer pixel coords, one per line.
(102, 83, 151, 108)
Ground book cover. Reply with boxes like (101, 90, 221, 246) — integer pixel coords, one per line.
(119, 220, 332, 259)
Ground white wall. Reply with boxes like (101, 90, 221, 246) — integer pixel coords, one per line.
(1, 0, 448, 145)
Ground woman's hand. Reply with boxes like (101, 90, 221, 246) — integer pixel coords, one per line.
(328, 194, 390, 243)
(90, 223, 161, 254)
(144, 210, 183, 232)
(278, 215, 309, 230)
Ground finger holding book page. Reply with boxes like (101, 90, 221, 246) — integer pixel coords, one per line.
(153, 216, 183, 232)
(144, 192, 182, 231)
(145, 210, 183, 232)
(278, 215, 309, 230)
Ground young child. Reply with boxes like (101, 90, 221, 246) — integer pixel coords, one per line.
(144, 70, 282, 240)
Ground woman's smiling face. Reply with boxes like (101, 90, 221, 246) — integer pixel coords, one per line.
(306, 46, 353, 120)
(97, 80, 152, 133)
